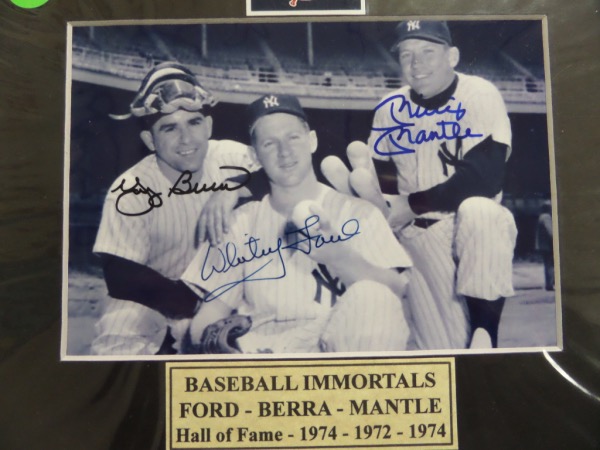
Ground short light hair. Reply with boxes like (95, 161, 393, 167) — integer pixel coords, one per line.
(250, 114, 310, 146)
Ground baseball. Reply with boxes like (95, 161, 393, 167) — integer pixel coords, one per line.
(291, 200, 317, 228)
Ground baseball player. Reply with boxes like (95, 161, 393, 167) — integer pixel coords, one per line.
(181, 94, 413, 354)
(363, 21, 518, 349)
(91, 62, 258, 355)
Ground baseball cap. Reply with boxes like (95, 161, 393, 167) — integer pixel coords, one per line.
(110, 62, 217, 120)
(247, 94, 308, 134)
(392, 20, 453, 49)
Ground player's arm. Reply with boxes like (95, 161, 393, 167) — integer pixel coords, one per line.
(197, 169, 271, 246)
(181, 216, 253, 353)
(186, 297, 232, 344)
(408, 136, 509, 214)
(292, 202, 411, 300)
(197, 167, 271, 245)
(308, 217, 409, 300)
(180, 279, 252, 355)
(99, 253, 200, 319)
(198, 141, 268, 246)
(94, 183, 201, 319)
(408, 81, 511, 215)
(325, 251, 409, 300)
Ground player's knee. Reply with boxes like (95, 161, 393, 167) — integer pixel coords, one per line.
(457, 196, 516, 242)
(457, 197, 509, 232)
(320, 280, 409, 352)
(457, 196, 502, 221)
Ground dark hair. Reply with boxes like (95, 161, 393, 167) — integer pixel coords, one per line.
(139, 105, 213, 132)
(139, 114, 161, 131)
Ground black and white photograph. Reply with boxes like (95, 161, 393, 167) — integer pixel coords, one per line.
(63, 18, 560, 360)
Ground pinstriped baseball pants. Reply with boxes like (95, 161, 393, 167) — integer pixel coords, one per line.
(399, 197, 517, 350)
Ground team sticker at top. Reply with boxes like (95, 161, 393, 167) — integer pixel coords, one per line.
(247, 0, 366, 16)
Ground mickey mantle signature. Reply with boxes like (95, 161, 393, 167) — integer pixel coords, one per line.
(372, 94, 483, 156)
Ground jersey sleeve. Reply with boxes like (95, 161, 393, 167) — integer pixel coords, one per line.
(100, 254, 200, 319)
(93, 177, 152, 265)
(462, 80, 512, 158)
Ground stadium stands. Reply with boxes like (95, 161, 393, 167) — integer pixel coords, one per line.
(70, 23, 546, 113)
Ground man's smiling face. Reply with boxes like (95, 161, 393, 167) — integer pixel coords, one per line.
(141, 109, 213, 181)
(399, 39, 458, 99)
(251, 113, 317, 189)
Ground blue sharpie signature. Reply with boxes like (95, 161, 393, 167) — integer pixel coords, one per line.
(199, 215, 361, 302)
(372, 94, 483, 156)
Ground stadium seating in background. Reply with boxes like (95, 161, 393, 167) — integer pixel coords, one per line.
(70, 24, 546, 113)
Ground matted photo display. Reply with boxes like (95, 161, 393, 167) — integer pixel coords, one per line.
(62, 17, 560, 360)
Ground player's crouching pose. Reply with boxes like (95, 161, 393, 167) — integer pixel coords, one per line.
(181, 94, 413, 354)
(367, 21, 518, 349)
(91, 63, 258, 355)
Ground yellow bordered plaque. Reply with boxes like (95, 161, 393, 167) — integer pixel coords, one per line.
(166, 358, 457, 449)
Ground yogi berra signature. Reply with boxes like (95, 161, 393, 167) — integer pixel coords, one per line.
(111, 166, 252, 216)
(199, 215, 360, 302)
(372, 94, 483, 156)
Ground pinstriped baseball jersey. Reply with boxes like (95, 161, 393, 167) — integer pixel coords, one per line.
(369, 73, 511, 220)
(182, 184, 412, 352)
(91, 139, 257, 355)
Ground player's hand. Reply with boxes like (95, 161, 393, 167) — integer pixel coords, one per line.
(196, 190, 239, 246)
(321, 141, 391, 218)
(321, 141, 420, 232)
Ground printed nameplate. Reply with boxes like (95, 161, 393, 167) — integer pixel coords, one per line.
(166, 358, 457, 449)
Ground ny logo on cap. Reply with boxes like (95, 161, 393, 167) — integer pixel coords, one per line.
(263, 95, 279, 108)
(407, 20, 420, 32)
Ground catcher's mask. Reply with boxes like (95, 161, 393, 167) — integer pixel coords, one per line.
(110, 62, 217, 120)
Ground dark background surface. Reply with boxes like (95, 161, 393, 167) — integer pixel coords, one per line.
(0, 0, 599, 449)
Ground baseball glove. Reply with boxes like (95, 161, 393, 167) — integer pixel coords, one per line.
(181, 314, 252, 354)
